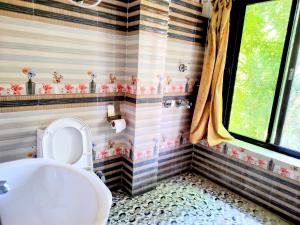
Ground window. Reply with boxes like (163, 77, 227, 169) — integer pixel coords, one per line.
(275, 15, 300, 153)
(223, 0, 300, 159)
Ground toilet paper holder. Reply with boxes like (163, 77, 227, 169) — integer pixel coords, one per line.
(107, 114, 121, 122)
(107, 103, 122, 122)
(107, 103, 126, 133)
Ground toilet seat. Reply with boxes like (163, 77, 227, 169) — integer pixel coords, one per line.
(41, 118, 93, 169)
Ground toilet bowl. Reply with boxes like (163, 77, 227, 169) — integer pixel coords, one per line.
(35, 118, 112, 225)
(37, 117, 94, 172)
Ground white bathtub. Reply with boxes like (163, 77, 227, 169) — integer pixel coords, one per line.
(0, 158, 112, 225)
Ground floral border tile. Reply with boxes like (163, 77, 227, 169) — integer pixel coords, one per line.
(199, 140, 300, 183)
(0, 79, 197, 97)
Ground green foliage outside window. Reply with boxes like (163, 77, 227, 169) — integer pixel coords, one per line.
(229, 0, 293, 141)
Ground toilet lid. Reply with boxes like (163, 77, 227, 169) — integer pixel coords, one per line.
(42, 118, 91, 164)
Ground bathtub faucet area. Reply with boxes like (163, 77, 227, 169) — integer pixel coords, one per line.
(0, 181, 9, 195)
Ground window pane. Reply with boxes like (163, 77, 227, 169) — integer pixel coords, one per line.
(280, 44, 300, 151)
(229, 0, 293, 141)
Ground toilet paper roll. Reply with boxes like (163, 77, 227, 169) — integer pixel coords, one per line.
(110, 119, 126, 133)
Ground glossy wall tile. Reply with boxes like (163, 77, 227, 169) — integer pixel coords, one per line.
(1, 1, 298, 223)
(0, 0, 207, 178)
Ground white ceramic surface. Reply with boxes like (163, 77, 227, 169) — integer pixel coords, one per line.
(38, 117, 93, 171)
(0, 158, 112, 225)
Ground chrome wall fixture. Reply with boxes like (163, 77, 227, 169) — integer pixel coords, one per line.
(178, 64, 188, 72)
(0, 180, 10, 195)
(69, 0, 102, 8)
(163, 99, 192, 109)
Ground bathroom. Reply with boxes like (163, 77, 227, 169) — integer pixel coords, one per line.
(0, 0, 299, 224)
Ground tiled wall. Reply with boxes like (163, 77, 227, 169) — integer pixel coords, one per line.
(0, 0, 127, 95)
(1, 1, 299, 223)
(0, 0, 129, 163)
(192, 143, 300, 223)
(0, 104, 125, 162)
(121, 0, 207, 195)
(92, 0, 207, 195)
(0, 0, 208, 194)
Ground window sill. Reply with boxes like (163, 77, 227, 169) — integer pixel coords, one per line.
(228, 139, 300, 168)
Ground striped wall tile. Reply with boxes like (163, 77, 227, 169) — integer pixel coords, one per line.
(97, 144, 192, 195)
(128, 0, 169, 35)
(0, 104, 127, 162)
(168, 0, 208, 44)
(165, 39, 205, 92)
(0, 0, 207, 202)
(122, 155, 158, 196)
(93, 155, 123, 190)
(158, 145, 192, 181)
(0, 0, 128, 33)
(94, 154, 160, 195)
(0, 15, 126, 87)
(192, 144, 300, 223)
(0, 0, 208, 100)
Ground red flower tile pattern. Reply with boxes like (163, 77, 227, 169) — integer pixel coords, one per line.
(9, 84, 23, 95)
(41, 84, 53, 94)
(199, 139, 300, 182)
(78, 84, 87, 93)
(1, 77, 197, 96)
(64, 84, 74, 94)
(0, 86, 4, 96)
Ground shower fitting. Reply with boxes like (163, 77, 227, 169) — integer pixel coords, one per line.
(69, 0, 102, 8)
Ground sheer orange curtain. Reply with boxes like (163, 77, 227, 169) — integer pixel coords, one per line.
(190, 0, 233, 146)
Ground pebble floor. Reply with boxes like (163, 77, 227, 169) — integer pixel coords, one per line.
(108, 173, 292, 225)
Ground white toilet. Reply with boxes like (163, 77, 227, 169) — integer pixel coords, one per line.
(37, 117, 94, 172)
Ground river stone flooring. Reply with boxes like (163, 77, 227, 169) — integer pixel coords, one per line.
(108, 173, 291, 225)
